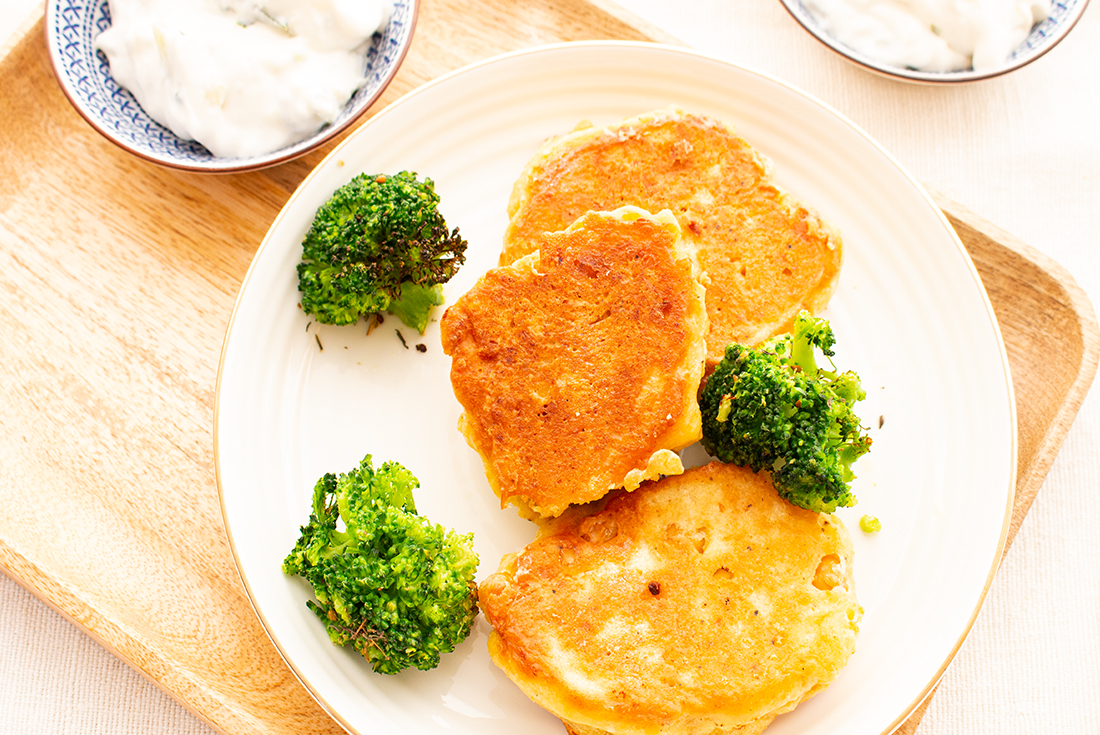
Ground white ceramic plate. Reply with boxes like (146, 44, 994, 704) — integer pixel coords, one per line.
(216, 42, 1016, 735)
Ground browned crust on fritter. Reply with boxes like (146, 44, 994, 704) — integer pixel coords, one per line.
(440, 208, 707, 519)
(563, 716, 775, 735)
(502, 107, 843, 366)
(479, 462, 862, 735)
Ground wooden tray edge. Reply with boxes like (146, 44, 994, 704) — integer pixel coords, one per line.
(0, 1, 42, 61)
(0, 546, 244, 734)
(893, 192, 1100, 735)
(582, 0, 683, 46)
(933, 189, 1100, 545)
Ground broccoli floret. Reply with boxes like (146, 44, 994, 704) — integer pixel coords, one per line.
(700, 311, 872, 513)
(282, 454, 479, 674)
(296, 171, 467, 333)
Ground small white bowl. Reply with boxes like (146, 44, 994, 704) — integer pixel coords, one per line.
(778, 0, 1090, 83)
(45, 0, 418, 172)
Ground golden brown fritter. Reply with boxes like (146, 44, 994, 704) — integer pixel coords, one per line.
(479, 461, 862, 735)
(440, 206, 707, 519)
(502, 107, 843, 366)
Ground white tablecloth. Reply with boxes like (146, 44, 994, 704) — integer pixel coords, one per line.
(1, 0, 1097, 732)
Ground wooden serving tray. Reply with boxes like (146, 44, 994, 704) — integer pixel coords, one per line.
(0, 1, 1095, 734)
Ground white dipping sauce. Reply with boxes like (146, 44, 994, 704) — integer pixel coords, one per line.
(803, 0, 1050, 72)
(95, 0, 393, 158)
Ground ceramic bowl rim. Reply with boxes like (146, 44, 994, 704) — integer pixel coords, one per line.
(777, 0, 1091, 84)
(44, 0, 420, 172)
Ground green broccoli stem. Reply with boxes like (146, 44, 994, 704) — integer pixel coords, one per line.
(789, 333, 819, 374)
(386, 282, 445, 334)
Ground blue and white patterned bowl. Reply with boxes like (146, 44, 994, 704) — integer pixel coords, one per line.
(45, 0, 418, 172)
(778, 0, 1089, 83)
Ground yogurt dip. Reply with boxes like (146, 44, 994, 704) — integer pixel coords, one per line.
(802, 0, 1050, 72)
(95, 0, 393, 158)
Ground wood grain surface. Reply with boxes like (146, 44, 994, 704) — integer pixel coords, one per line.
(0, 1, 1096, 734)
